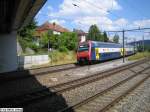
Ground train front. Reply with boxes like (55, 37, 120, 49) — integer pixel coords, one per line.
(77, 41, 91, 64)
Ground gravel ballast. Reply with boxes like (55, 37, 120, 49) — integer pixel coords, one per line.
(106, 69, 150, 112)
(24, 64, 150, 112)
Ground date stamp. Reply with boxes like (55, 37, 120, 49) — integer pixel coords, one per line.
(0, 108, 23, 112)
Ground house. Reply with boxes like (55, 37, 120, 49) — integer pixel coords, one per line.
(35, 21, 70, 37)
(33, 21, 70, 46)
(73, 29, 87, 43)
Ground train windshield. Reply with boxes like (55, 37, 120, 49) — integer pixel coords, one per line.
(78, 44, 89, 52)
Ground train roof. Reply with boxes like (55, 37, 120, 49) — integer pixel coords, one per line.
(79, 41, 134, 48)
(90, 41, 122, 47)
(91, 41, 121, 45)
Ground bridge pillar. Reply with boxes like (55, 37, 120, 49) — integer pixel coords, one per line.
(0, 32, 18, 73)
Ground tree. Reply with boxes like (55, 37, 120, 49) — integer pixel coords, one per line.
(103, 31, 109, 42)
(113, 34, 119, 43)
(87, 24, 103, 41)
(18, 19, 37, 40)
(40, 31, 50, 47)
(137, 45, 143, 52)
(17, 19, 38, 51)
(59, 32, 78, 51)
(40, 32, 78, 52)
(40, 30, 60, 49)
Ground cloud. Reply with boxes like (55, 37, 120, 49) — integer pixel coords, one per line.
(73, 16, 114, 31)
(47, 5, 53, 11)
(36, 5, 53, 19)
(133, 19, 150, 27)
(114, 18, 128, 27)
(72, 17, 129, 31)
(45, 0, 123, 31)
(49, 0, 121, 18)
(45, 0, 150, 32)
(47, 0, 127, 31)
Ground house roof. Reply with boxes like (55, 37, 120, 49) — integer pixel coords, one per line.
(36, 21, 70, 33)
(73, 28, 86, 36)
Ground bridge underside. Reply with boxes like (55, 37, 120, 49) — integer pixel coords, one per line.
(0, 0, 46, 73)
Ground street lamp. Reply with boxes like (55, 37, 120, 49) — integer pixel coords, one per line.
(48, 29, 53, 65)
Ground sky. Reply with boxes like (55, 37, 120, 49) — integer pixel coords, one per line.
(35, 0, 150, 41)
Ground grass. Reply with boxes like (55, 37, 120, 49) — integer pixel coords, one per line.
(48, 50, 77, 66)
(128, 51, 150, 61)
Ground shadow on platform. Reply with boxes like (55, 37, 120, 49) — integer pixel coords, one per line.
(0, 70, 74, 112)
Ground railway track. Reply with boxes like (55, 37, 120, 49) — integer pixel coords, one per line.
(58, 65, 150, 112)
(0, 58, 132, 83)
(1, 58, 149, 107)
(0, 63, 77, 84)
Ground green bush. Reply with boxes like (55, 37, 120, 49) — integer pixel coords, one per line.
(40, 32, 78, 51)
(18, 24, 78, 54)
(58, 46, 68, 52)
(18, 37, 28, 51)
(29, 43, 39, 52)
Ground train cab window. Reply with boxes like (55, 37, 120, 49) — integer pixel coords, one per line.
(78, 44, 89, 52)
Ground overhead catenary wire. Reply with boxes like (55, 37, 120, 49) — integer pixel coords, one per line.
(72, 1, 125, 31)
(122, 0, 147, 31)
(83, 0, 122, 19)
(73, 0, 150, 31)
(106, 27, 150, 33)
(72, 0, 123, 20)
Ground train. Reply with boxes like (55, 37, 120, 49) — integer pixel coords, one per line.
(77, 40, 135, 64)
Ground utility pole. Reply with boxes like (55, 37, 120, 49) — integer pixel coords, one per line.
(143, 35, 144, 52)
(122, 30, 125, 63)
(125, 38, 127, 45)
(48, 29, 53, 65)
(142, 35, 145, 57)
(48, 38, 50, 53)
(48, 30, 51, 54)
(134, 38, 136, 54)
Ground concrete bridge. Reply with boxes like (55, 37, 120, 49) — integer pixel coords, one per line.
(0, 0, 47, 73)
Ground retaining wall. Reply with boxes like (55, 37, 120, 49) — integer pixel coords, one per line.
(18, 55, 49, 68)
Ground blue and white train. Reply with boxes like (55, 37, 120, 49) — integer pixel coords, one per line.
(77, 40, 135, 64)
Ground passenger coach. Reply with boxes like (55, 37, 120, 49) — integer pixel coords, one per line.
(77, 41, 135, 64)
